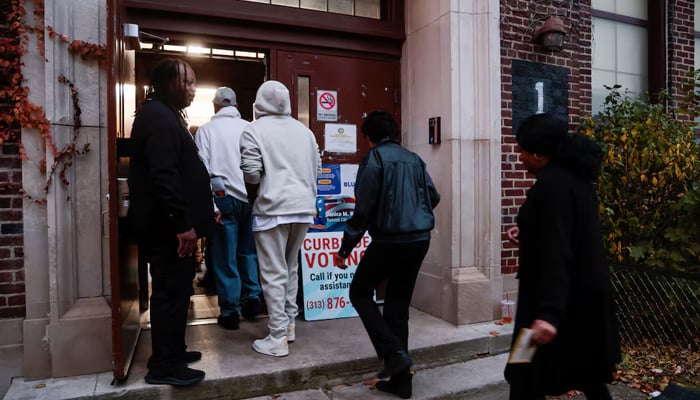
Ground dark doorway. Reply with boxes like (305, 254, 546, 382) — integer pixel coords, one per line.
(135, 50, 267, 122)
(127, 48, 267, 324)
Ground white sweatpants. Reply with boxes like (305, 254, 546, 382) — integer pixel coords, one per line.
(254, 223, 309, 338)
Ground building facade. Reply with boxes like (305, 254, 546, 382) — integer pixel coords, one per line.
(0, 0, 695, 382)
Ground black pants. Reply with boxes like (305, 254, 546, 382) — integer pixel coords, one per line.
(145, 240, 196, 375)
(349, 240, 430, 359)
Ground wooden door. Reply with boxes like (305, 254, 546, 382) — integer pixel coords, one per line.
(110, 42, 142, 382)
(276, 50, 399, 301)
(275, 50, 400, 164)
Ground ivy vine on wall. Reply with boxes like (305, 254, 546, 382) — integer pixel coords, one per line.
(0, 0, 106, 203)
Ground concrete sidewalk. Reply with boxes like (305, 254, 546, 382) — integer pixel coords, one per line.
(242, 354, 648, 400)
(3, 308, 514, 400)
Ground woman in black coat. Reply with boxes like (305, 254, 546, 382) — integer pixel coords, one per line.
(504, 113, 621, 400)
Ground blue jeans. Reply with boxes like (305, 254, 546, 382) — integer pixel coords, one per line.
(210, 195, 261, 317)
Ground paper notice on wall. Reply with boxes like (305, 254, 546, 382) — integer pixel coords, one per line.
(324, 123, 356, 153)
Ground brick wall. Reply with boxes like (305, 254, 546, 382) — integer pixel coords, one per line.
(668, 0, 696, 115)
(500, 0, 593, 274)
(499, 1, 697, 274)
(0, 0, 26, 319)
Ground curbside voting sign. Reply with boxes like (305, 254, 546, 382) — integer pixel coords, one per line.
(301, 164, 371, 321)
(300, 231, 370, 320)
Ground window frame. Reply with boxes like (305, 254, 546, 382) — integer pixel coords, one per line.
(591, 3, 665, 102)
(124, 0, 404, 40)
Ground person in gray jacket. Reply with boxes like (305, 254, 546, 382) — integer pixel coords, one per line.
(196, 87, 264, 330)
(240, 80, 321, 357)
(334, 110, 440, 399)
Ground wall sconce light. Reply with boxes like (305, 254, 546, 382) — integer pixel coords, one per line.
(123, 23, 170, 51)
(533, 16, 567, 52)
(124, 23, 141, 51)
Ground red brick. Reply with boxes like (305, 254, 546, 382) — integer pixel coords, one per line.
(0, 158, 21, 169)
(0, 236, 22, 247)
(0, 258, 23, 270)
(504, 189, 525, 197)
(504, 171, 524, 179)
(7, 294, 25, 306)
(0, 210, 22, 220)
(0, 307, 25, 318)
(0, 283, 25, 294)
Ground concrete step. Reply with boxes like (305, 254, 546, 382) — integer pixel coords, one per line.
(240, 351, 650, 400)
(3, 308, 514, 400)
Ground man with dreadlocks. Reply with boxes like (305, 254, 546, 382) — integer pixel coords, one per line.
(129, 58, 215, 386)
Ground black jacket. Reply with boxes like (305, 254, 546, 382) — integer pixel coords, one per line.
(128, 99, 215, 246)
(504, 162, 621, 394)
(338, 138, 440, 256)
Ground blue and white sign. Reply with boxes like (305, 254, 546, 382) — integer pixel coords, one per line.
(302, 163, 370, 321)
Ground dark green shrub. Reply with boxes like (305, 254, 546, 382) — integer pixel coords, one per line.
(579, 85, 700, 273)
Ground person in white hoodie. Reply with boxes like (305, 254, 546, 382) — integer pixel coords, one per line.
(240, 80, 321, 357)
(196, 87, 264, 331)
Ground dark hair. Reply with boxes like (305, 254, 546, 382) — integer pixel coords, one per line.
(517, 113, 602, 181)
(146, 58, 190, 103)
(361, 110, 399, 143)
(515, 113, 568, 157)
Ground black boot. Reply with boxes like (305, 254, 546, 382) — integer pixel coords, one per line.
(217, 311, 240, 330)
(241, 297, 266, 321)
(376, 370, 413, 399)
(377, 350, 412, 379)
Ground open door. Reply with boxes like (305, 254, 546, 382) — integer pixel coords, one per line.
(109, 32, 142, 381)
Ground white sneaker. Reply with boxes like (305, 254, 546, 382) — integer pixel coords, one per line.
(287, 324, 295, 343)
(252, 334, 289, 357)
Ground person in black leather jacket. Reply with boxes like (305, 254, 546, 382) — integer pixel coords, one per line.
(334, 110, 440, 399)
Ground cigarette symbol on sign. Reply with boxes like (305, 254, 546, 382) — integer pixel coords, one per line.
(319, 92, 336, 110)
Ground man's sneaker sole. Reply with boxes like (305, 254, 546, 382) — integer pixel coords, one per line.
(145, 371, 204, 386)
(252, 342, 289, 357)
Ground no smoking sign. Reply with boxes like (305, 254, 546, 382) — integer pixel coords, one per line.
(316, 90, 338, 122)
